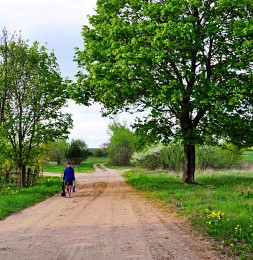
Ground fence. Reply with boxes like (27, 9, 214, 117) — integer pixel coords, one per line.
(0, 168, 39, 189)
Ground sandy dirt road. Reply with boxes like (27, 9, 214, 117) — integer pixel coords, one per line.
(0, 165, 222, 260)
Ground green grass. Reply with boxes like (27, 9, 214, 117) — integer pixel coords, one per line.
(43, 157, 109, 173)
(242, 150, 253, 164)
(0, 176, 62, 220)
(124, 169, 253, 259)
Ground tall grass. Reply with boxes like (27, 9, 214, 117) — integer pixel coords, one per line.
(124, 169, 253, 258)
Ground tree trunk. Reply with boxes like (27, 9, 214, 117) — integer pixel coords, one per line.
(183, 144, 195, 184)
(20, 164, 26, 188)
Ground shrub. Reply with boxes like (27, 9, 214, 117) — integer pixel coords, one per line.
(65, 139, 89, 165)
(132, 142, 243, 171)
(107, 123, 137, 166)
(93, 148, 104, 157)
(196, 143, 243, 170)
(131, 142, 184, 171)
(131, 143, 164, 170)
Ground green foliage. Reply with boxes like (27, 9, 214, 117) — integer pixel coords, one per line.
(107, 121, 138, 166)
(65, 139, 89, 165)
(0, 29, 72, 175)
(131, 143, 164, 170)
(131, 143, 183, 171)
(73, 0, 253, 182)
(242, 150, 253, 164)
(93, 148, 104, 157)
(124, 169, 253, 258)
(73, 0, 253, 144)
(46, 139, 68, 165)
(196, 143, 244, 169)
(132, 142, 243, 170)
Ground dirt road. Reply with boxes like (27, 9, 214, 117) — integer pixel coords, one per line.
(0, 165, 221, 260)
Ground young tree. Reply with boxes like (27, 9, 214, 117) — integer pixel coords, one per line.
(65, 139, 89, 165)
(0, 32, 72, 187)
(46, 139, 69, 165)
(107, 121, 138, 166)
(73, 0, 253, 183)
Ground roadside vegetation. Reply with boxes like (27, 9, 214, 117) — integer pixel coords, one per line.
(0, 176, 62, 220)
(0, 143, 252, 259)
(120, 145, 253, 258)
(124, 168, 253, 259)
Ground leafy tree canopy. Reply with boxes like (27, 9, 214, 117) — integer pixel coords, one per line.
(65, 139, 89, 165)
(46, 139, 69, 165)
(0, 29, 73, 170)
(73, 0, 253, 182)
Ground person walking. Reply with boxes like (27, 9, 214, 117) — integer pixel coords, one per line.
(63, 162, 75, 198)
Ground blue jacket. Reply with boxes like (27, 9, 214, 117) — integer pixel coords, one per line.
(63, 167, 75, 182)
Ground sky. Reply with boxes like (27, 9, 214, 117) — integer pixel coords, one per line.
(0, 0, 140, 148)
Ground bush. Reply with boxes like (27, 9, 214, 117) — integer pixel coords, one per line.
(131, 143, 164, 170)
(131, 143, 184, 171)
(65, 139, 89, 165)
(93, 148, 104, 157)
(131, 142, 243, 171)
(107, 122, 137, 166)
(196, 143, 243, 169)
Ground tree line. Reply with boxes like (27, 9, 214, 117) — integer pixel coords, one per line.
(46, 139, 89, 166)
(106, 120, 244, 170)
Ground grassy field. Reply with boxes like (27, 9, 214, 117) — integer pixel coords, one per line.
(124, 169, 253, 259)
(42, 156, 109, 173)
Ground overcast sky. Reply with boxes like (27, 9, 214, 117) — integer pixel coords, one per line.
(0, 0, 140, 148)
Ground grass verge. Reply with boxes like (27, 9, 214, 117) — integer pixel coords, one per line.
(0, 176, 62, 220)
(124, 169, 253, 259)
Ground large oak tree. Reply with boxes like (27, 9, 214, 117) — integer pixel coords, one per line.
(73, 0, 253, 183)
